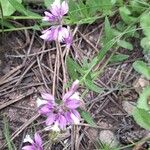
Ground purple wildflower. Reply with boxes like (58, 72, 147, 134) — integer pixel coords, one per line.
(22, 133, 43, 150)
(43, 0, 69, 22)
(40, 26, 63, 42)
(37, 93, 55, 115)
(60, 27, 73, 48)
(37, 80, 81, 131)
(40, 26, 72, 47)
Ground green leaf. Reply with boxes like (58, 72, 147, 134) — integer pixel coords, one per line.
(97, 39, 116, 61)
(137, 86, 150, 110)
(140, 14, 150, 37)
(140, 37, 150, 52)
(44, 0, 53, 8)
(84, 79, 103, 93)
(119, 6, 136, 24)
(133, 108, 150, 130)
(110, 54, 129, 63)
(117, 40, 133, 50)
(8, 0, 40, 17)
(103, 16, 114, 44)
(133, 60, 150, 80)
(67, 58, 79, 80)
(0, 0, 22, 16)
(67, 57, 84, 75)
(81, 110, 96, 126)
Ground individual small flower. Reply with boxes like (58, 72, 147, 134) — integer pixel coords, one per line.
(40, 26, 64, 42)
(22, 133, 43, 150)
(61, 27, 73, 48)
(37, 93, 55, 115)
(46, 113, 67, 130)
(43, 0, 69, 22)
(40, 26, 72, 47)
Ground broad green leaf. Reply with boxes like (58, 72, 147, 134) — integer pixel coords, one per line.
(130, 0, 145, 14)
(119, 6, 136, 24)
(117, 40, 133, 50)
(44, 0, 53, 8)
(0, 0, 22, 16)
(103, 17, 114, 44)
(133, 60, 150, 80)
(81, 110, 96, 126)
(110, 54, 129, 63)
(84, 79, 103, 93)
(133, 108, 150, 130)
(140, 14, 150, 37)
(140, 37, 150, 52)
(137, 86, 150, 110)
(8, 0, 40, 17)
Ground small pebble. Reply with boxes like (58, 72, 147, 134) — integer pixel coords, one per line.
(122, 101, 135, 115)
(99, 130, 119, 148)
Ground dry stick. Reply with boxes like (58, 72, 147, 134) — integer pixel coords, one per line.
(78, 30, 99, 53)
(0, 89, 34, 110)
(52, 46, 59, 96)
(41, 63, 62, 82)
(0, 82, 50, 97)
(57, 42, 66, 95)
(0, 113, 40, 149)
(37, 56, 49, 90)
(15, 60, 36, 86)
(23, 30, 35, 65)
(0, 70, 21, 88)
(0, 65, 23, 85)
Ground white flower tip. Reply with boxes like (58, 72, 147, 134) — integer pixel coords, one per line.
(23, 135, 33, 143)
(36, 98, 47, 107)
(50, 122, 60, 132)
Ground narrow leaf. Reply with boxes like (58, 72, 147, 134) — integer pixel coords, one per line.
(84, 79, 103, 93)
(110, 54, 129, 63)
(8, 0, 40, 17)
(81, 110, 96, 126)
(117, 40, 133, 50)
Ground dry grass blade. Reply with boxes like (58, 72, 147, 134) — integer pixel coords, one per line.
(0, 89, 34, 110)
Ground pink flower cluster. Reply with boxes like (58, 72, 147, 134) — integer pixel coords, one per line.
(37, 80, 81, 131)
(40, 0, 72, 48)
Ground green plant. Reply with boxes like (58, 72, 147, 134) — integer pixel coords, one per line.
(132, 86, 150, 130)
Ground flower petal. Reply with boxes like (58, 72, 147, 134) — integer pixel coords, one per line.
(45, 113, 55, 126)
(51, 0, 61, 16)
(70, 113, 80, 124)
(40, 104, 53, 115)
(43, 11, 56, 22)
(65, 99, 80, 109)
(22, 145, 35, 150)
(34, 133, 42, 146)
(41, 93, 55, 102)
(61, 1, 69, 15)
(36, 98, 48, 108)
(40, 29, 53, 41)
(58, 114, 66, 129)
(63, 80, 79, 101)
